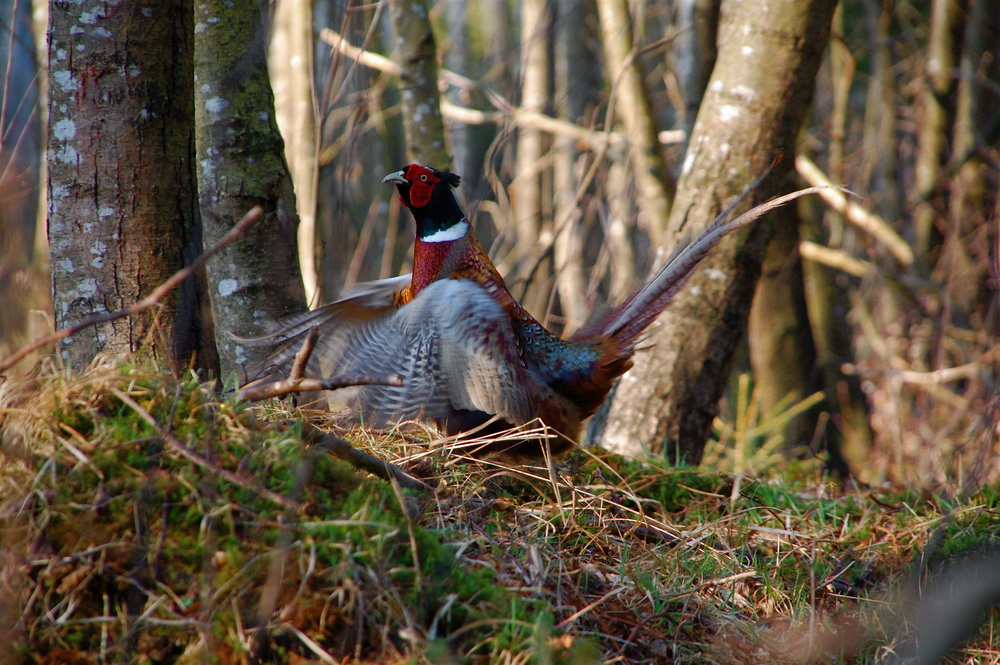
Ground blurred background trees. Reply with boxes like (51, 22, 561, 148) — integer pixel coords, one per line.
(1, 0, 997, 491)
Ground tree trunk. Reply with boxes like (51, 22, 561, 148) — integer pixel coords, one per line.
(913, 0, 965, 261)
(512, 0, 551, 316)
(269, 0, 320, 307)
(748, 205, 819, 450)
(800, 11, 874, 479)
(444, 0, 475, 183)
(0, 0, 41, 348)
(862, 0, 901, 223)
(195, 0, 307, 378)
(552, 0, 591, 333)
(48, 0, 200, 371)
(596, 0, 673, 246)
(671, 0, 720, 152)
(389, 0, 450, 168)
(590, 0, 837, 462)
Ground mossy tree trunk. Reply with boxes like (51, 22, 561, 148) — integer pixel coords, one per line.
(590, 0, 837, 462)
(195, 0, 307, 379)
(388, 0, 450, 169)
(47, 0, 202, 371)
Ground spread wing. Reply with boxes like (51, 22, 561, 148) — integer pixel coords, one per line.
(245, 274, 412, 383)
(246, 277, 536, 428)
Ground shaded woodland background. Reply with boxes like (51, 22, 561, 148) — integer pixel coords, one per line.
(0, 0, 997, 490)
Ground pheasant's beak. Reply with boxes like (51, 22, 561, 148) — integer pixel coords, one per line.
(382, 170, 407, 185)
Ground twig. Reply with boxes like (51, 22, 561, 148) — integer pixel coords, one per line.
(301, 423, 434, 493)
(110, 386, 301, 511)
(796, 155, 915, 266)
(288, 325, 320, 380)
(287, 625, 341, 665)
(238, 374, 404, 402)
(235, 325, 403, 402)
(842, 361, 985, 384)
(319, 28, 684, 149)
(799, 239, 873, 277)
(0, 206, 265, 373)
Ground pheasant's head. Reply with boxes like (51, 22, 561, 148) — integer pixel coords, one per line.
(383, 164, 467, 241)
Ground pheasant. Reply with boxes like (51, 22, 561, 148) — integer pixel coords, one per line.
(252, 164, 818, 457)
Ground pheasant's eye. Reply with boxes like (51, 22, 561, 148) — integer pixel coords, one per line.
(419, 174, 428, 182)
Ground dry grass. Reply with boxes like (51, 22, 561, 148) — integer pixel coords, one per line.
(1, 360, 998, 664)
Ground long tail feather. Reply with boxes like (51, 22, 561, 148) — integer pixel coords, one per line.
(593, 186, 834, 350)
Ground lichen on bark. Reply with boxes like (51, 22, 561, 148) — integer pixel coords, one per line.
(194, 0, 307, 379)
(47, 1, 199, 371)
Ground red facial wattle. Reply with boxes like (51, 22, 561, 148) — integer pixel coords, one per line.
(404, 165, 440, 208)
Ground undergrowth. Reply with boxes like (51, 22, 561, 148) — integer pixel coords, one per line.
(1, 359, 997, 664)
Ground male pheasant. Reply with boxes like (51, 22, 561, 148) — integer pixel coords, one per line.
(253, 164, 817, 457)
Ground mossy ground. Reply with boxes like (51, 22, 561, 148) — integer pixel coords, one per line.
(1, 360, 997, 664)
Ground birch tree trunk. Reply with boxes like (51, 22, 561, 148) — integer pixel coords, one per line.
(512, 0, 552, 316)
(552, 0, 591, 332)
(269, 0, 319, 307)
(48, 0, 201, 371)
(590, 0, 837, 461)
(195, 0, 307, 379)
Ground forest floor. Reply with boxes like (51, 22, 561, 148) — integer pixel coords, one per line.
(1, 360, 998, 665)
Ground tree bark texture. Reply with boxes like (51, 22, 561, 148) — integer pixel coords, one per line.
(590, 0, 838, 462)
(47, 0, 199, 371)
(389, 0, 450, 169)
(195, 0, 307, 379)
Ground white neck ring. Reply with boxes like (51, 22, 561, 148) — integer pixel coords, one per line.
(421, 219, 469, 243)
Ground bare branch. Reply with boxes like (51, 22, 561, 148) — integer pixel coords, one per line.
(238, 373, 404, 402)
(0, 206, 265, 374)
(796, 155, 915, 266)
(301, 423, 434, 493)
(235, 325, 403, 402)
(289, 325, 320, 380)
(799, 240, 872, 277)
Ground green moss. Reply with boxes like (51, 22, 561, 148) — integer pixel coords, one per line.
(5, 363, 1000, 664)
